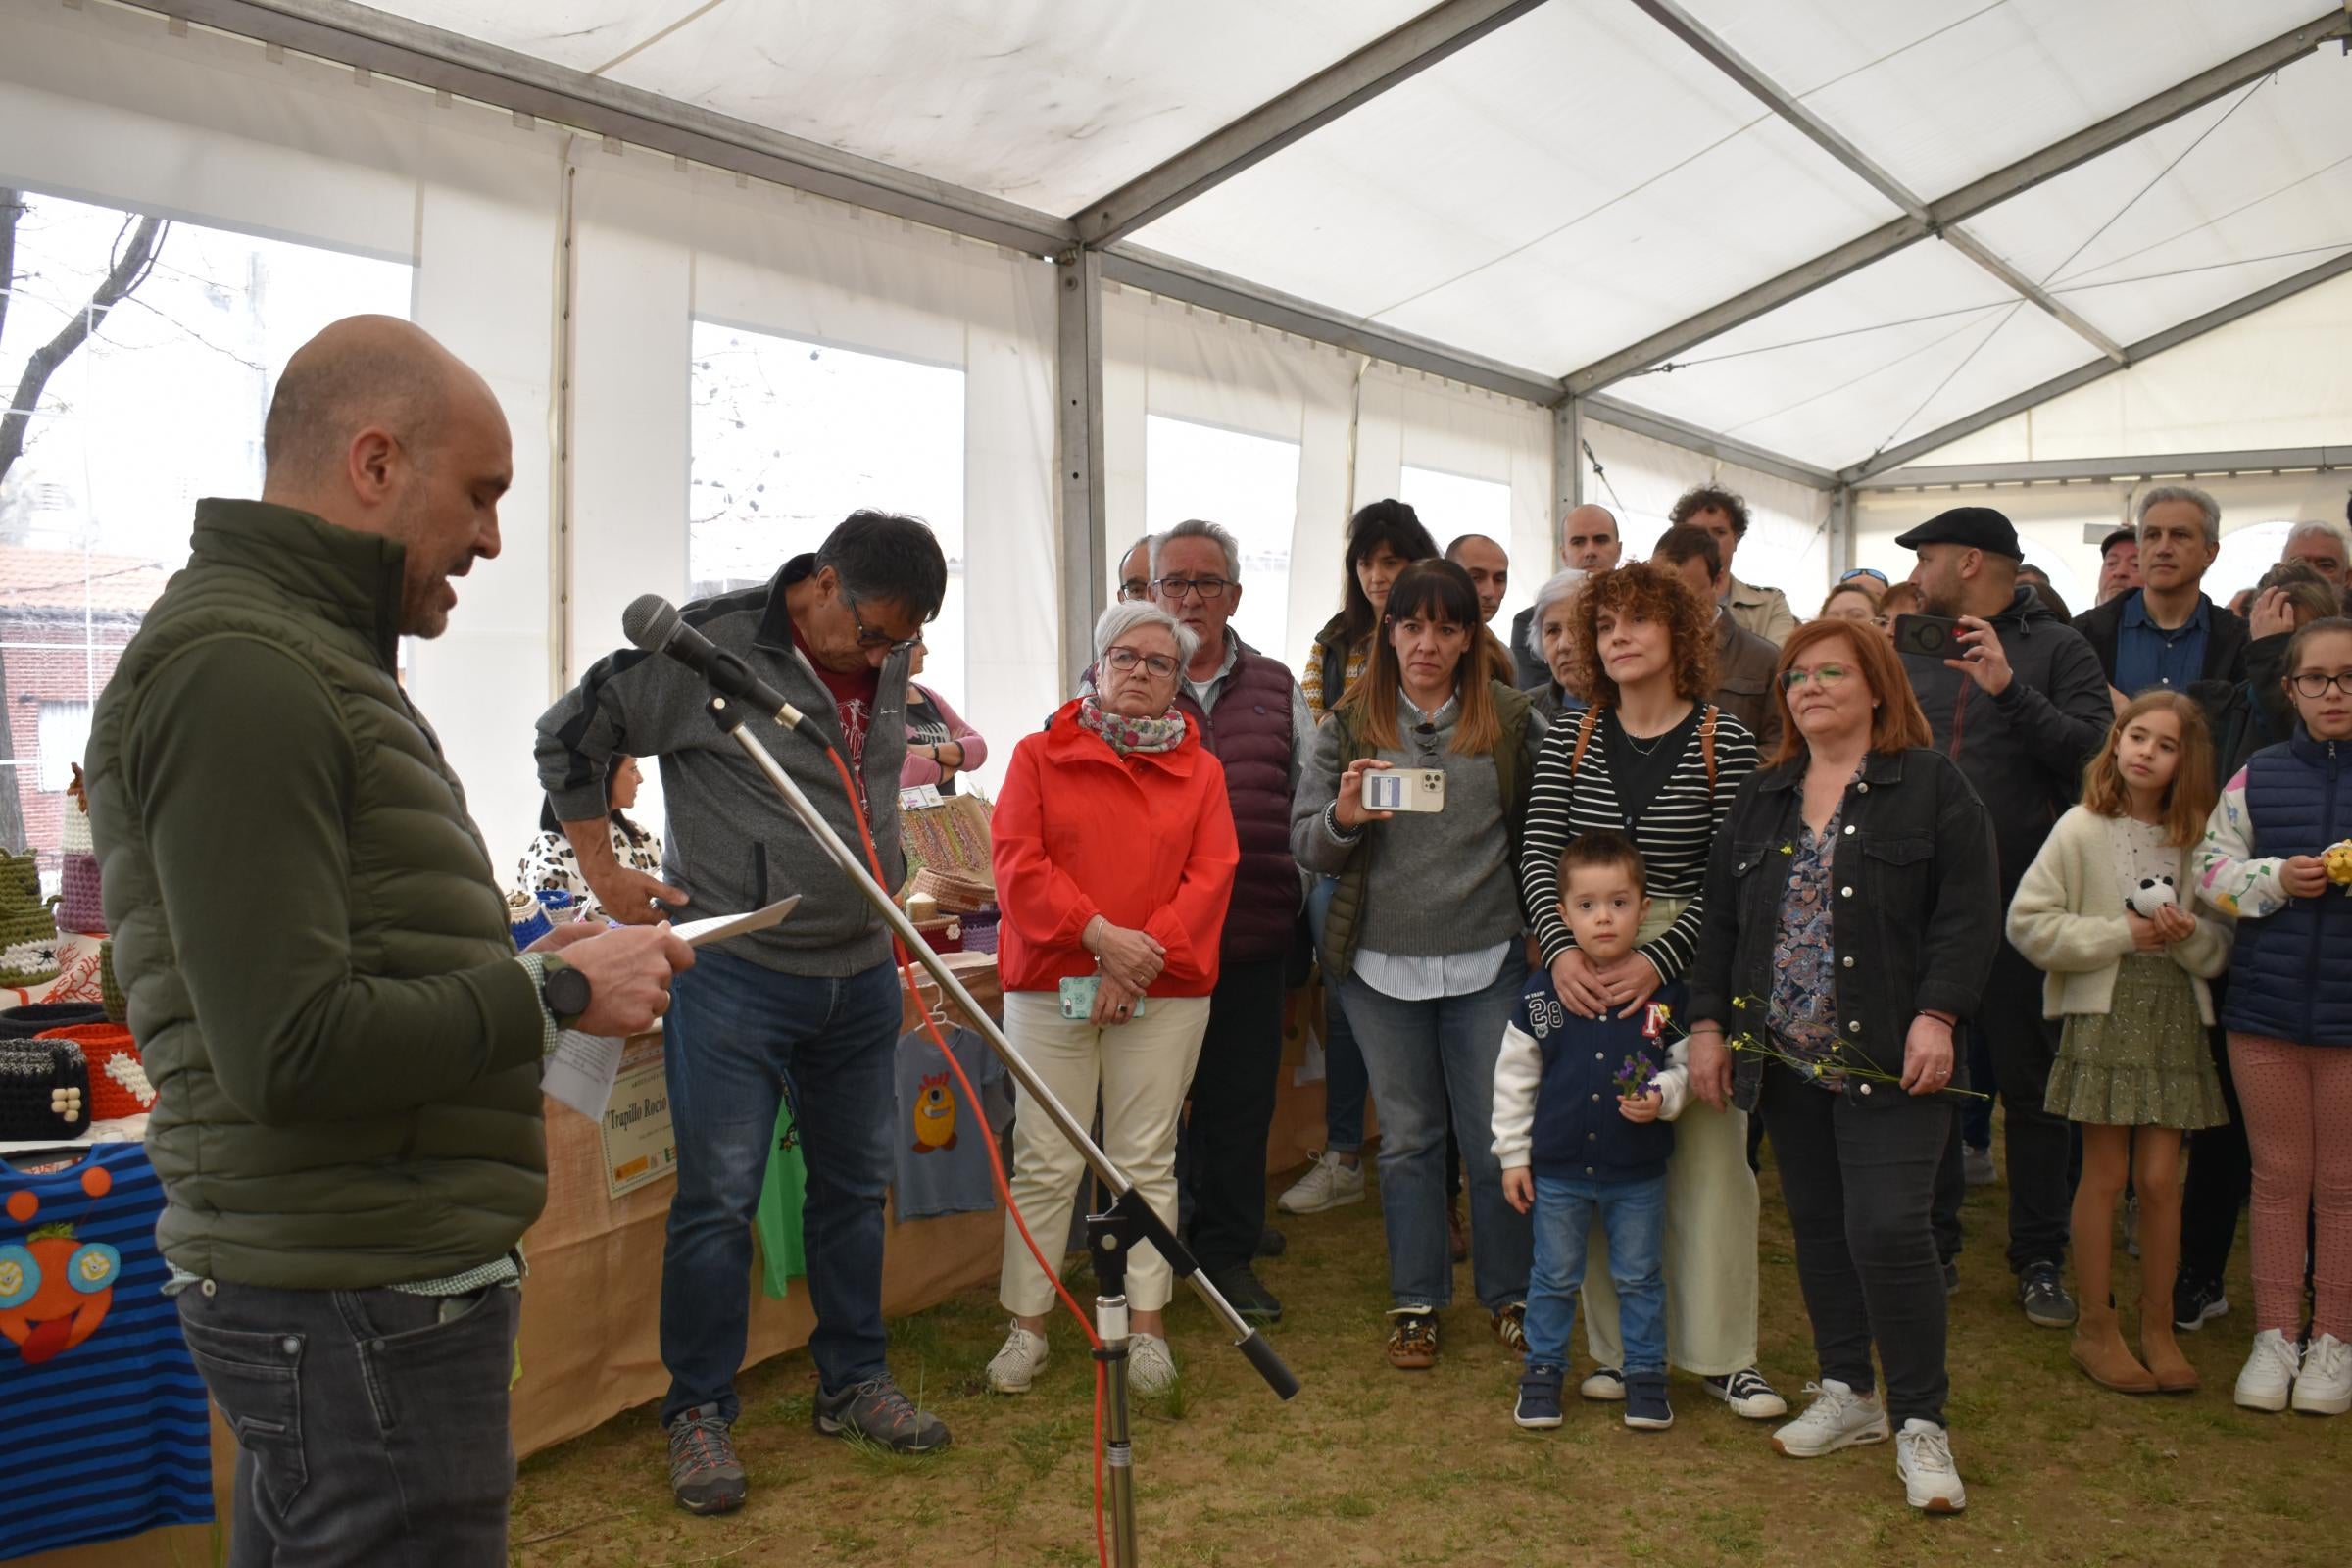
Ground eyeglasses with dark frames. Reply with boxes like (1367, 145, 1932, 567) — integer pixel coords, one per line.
(1104, 646, 1179, 678)
(1152, 575, 1234, 602)
(842, 590, 919, 652)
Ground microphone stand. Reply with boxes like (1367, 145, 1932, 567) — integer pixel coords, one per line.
(703, 695, 1299, 1568)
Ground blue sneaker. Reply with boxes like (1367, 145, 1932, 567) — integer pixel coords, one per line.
(1624, 1370, 1674, 1431)
(1514, 1363, 1565, 1429)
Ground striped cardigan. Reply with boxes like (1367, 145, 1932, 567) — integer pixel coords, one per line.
(1519, 706, 1758, 982)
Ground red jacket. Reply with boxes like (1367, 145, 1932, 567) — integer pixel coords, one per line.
(992, 701, 1239, 996)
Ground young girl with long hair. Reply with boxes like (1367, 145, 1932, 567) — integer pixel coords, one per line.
(2008, 692, 2230, 1395)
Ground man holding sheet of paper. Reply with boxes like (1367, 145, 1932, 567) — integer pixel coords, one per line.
(532, 510, 954, 1515)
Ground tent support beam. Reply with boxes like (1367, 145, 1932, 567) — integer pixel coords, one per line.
(1839, 251, 2352, 483)
(1627, 0, 2124, 364)
(1056, 251, 1108, 675)
(1855, 447, 2351, 491)
(1072, 0, 1550, 247)
(1568, 7, 2352, 396)
(1581, 396, 1838, 490)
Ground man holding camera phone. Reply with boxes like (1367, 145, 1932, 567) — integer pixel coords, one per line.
(1896, 507, 2112, 1332)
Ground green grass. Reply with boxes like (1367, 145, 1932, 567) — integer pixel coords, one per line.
(509, 1140, 2350, 1566)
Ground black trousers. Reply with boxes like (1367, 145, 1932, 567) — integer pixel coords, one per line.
(1183, 956, 1291, 1274)
(1972, 936, 2075, 1274)
(1762, 1063, 1956, 1429)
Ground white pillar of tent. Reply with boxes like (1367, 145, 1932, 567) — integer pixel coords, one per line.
(1828, 483, 1856, 574)
(1056, 250, 1108, 676)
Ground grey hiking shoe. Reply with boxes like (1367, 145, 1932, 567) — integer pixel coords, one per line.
(666, 1402, 747, 1515)
(812, 1377, 951, 1453)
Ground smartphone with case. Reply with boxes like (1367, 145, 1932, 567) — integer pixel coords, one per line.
(1892, 612, 1963, 661)
(1059, 975, 1146, 1019)
(1361, 768, 1447, 813)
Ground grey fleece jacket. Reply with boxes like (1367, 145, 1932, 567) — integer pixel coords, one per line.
(533, 555, 910, 975)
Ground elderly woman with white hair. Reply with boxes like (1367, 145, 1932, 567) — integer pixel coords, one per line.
(1523, 568, 1589, 722)
(986, 600, 1241, 1396)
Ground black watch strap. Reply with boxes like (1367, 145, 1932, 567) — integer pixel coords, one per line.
(541, 956, 593, 1030)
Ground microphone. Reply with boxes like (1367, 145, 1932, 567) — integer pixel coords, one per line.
(622, 594, 806, 729)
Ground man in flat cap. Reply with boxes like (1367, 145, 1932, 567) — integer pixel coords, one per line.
(1897, 505, 2112, 1335)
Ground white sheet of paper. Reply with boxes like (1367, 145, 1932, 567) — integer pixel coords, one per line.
(670, 895, 800, 948)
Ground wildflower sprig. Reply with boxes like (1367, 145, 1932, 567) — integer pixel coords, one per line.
(1669, 996, 1988, 1100)
(1612, 1054, 1657, 1099)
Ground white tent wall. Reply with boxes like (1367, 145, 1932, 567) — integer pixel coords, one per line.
(0, 0, 565, 863)
(1580, 420, 1834, 609)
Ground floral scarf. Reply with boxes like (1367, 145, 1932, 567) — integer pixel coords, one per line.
(1076, 694, 1187, 757)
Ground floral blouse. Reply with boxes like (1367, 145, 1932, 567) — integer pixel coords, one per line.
(1766, 804, 1844, 1086)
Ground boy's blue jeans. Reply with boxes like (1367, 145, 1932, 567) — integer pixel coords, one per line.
(1524, 1170, 1668, 1374)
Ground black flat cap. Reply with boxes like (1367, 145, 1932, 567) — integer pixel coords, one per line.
(1893, 505, 2022, 562)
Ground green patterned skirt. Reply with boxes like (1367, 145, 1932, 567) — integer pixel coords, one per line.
(2047, 956, 2227, 1129)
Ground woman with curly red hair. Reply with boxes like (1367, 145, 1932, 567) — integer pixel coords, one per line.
(1514, 560, 1781, 1421)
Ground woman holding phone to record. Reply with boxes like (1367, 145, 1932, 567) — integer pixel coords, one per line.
(1293, 560, 1545, 1370)
(986, 601, 1239, 1398)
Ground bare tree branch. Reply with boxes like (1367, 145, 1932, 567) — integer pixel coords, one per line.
(0, 209, 168, 489)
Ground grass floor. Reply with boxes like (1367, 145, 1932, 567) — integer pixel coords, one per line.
(512, 1150, 2345, 1567)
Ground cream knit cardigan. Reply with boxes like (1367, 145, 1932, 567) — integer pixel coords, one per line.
(2005, 805, 2232, 1025)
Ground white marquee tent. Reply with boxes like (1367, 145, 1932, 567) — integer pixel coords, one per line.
(3, 0, 2348, 859)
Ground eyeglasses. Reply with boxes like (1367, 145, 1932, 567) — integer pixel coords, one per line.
(1152, 575, 1234, 602)
(1104, 646, 1179, 678)
(1780, 664, 1854, 690)
(1840, 567, 1889, 585)
(842, 591, 918, 652)
(1118, 579, 1152, 603)
(2289, 671, 2352, 698)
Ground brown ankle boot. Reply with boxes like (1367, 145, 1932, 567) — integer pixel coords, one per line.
(2071, 1305, 2158, 1394)
(2139, 1300, 2199, 1394)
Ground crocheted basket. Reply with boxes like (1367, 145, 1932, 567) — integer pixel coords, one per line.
(58, 853, 105, 936)
(62, 763, 93, 856)
(0, 850, 60, 989)
(960, 909, 1001, 956)
(34, 1023, 151, 1121)
(100, 941, 127, 1024)
(0, 1038, 89, 1141)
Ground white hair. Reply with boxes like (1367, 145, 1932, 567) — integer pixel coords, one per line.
(2285, 518, 2351, 556)
(1524, 568, 1587, 663)
(1092, 600, 1199, 667)
(2135, 484, 2221, 548)
(1151, 517, 1241, 579)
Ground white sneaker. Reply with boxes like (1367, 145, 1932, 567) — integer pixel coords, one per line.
(1704, 1367, 1788, 1420)
(2291, 1332, 2352, 1416)
(1579, 1366, 1625, 1401)
(2235, 1328, 2301, 1412)
(1895, 1419, 1966, 1513)
(1128, 1331, 1179, 1396)
(1276, 1151, 1365, 1215)
(1771, 1379, 1891, 1458)
(985, 1321, 1050, 1395)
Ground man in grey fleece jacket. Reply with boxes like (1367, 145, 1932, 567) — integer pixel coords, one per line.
(533, 511, 948, 1512)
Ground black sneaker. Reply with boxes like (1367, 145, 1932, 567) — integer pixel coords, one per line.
(811, 1378, 951, 1453)
(1624, 1370, 1674, 1431)
(666, 1402, 747, 1514)
(1206, 1263, 1283, 1323)
(1514, 1363, 1565, 1429)
(1943, 1261, 1960, 1298)
(2174, 1276, 2230, 1333)
(2018, 1264, 2078, 1328)
(1256, 1225, 1288, 1258)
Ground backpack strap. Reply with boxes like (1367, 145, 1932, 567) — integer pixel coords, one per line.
(1699, 703, 1720, 796)
(1565, 705, 1603, 778)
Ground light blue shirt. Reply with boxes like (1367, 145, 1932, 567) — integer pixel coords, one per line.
(1352, 686, 1515, 999)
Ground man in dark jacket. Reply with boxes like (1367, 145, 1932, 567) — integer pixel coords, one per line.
(535, 510, 952, 1511)
(1652, 525, 1785, 758)
(2072, 485, 2247, 704)
(85, 317, 689, 1563)
(1152, 518, 1311, 1321)
(1899, 506, 2113, 1331)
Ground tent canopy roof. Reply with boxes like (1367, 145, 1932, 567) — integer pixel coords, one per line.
(196, 0, 2352, 480)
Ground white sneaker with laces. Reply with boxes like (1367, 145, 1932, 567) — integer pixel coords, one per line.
(2235, 1328, 2301, 1412)
(985, 1321, 1051, 1395)
(2291, 1332, 2352, 1416)
(1128, 1331, 1179, 1396)
(1895, 1419, 1966, 1513)
(1705, 1366, 1788, 1420)
(1770, 1379, 1891, 1458)
(1276, 1151, 1365, 1215)
(1579, 1366, 1625, 1401)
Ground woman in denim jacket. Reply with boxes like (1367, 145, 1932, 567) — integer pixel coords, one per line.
(1684, 618, 1999, 1515)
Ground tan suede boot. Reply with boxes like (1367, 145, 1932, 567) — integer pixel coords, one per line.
(2139, 1297, 2199, 1394)
(2070, 1303, 2158, 1394)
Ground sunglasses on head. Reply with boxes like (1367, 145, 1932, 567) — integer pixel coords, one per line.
(1840, 567, 1889, 585)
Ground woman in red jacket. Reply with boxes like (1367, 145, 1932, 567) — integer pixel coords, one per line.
(986, 600, 1240, 1398)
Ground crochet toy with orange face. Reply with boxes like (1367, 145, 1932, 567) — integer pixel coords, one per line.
(0, 1163, 120, 1365)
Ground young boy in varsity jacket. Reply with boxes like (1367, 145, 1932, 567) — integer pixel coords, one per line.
(1493, 832, 1690, 1433)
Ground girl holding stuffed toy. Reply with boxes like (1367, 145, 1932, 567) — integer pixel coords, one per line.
(2009, 691, 2230, 1396)
(2198, 616, 2352, 1415)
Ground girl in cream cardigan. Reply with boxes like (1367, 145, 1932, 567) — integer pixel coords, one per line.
(2008, 692, 2230, 1397)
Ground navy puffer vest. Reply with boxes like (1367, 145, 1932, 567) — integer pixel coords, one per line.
(1173, 638, 1298, 963)
(2221, 729, 2352, 1047)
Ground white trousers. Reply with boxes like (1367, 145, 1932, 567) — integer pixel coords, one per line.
(998, 990, 1211, 1317)
(1580, 1097, 1761, 1376)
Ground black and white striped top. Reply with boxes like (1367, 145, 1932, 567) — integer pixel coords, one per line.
(1519, 707, 1758, 983)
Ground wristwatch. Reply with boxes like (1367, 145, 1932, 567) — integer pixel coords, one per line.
(541, 955, 593, 1030)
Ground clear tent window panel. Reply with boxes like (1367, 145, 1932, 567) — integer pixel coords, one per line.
(0, 189, 409, 873)
(687, 322, 968, 709)
(1143, 415, 1302, 666)
(1397, 463, 1517, 618)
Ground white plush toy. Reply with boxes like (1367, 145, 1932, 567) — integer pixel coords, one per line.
(2127, 875, 2178, 919)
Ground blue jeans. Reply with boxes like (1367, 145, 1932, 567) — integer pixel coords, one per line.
(1525, 1172, 1668, 1374)
(1337, 955, 1531, 1311)
(660, 948, 902, 1422)
(1307, 876, 1367, 1153)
